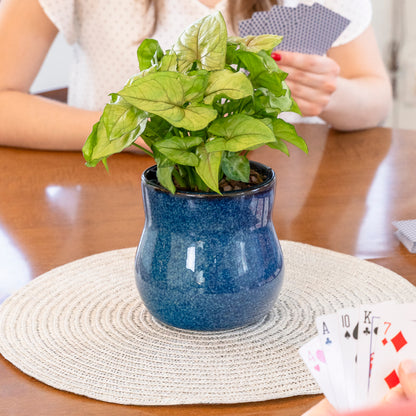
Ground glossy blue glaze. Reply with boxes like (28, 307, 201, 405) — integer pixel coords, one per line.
(135, 162, 284, 331)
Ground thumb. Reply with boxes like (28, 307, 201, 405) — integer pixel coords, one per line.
(398, 359, 416, 400)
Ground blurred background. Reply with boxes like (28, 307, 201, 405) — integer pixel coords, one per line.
(30, 0, 416, 130)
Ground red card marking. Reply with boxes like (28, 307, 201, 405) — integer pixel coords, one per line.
(391, 331, 407, 352)
(384, 370, 400, 389)
(316, 350, 326, 363)
(382, 338, 388, 346)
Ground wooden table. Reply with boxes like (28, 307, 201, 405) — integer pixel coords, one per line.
(0, 124, 415, 415)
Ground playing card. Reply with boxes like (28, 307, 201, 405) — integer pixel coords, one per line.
(265, 4, 297, 35)
(238, 18, 253, 38)
(299, 336, 338, 408)
(299, 3, 350, 55)
(336, 307, 360, 410)
(238, 4, 351, 56)
(300, 302, 415, 412)
(368, 303, 416, 404)
(316, 313, 348, 411)
(354, 302, 394, 407)
(250, 11, 270, 36)
(267, 4, 311, 53)
(393, 219, 416, 253)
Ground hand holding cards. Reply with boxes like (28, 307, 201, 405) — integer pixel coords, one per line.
(239, 3, 350, 55)
(299, 302, 416, 412)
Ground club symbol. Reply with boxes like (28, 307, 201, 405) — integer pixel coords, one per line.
(325, 337, 332, 345)
(363, 327, 370, 335)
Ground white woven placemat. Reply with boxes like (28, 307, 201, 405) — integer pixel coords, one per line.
(0, 241, 415, 405)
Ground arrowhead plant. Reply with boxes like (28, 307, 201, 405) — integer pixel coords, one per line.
(83, 11, 307, 194)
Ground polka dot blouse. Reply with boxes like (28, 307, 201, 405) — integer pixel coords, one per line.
(38, 0, 372, 112)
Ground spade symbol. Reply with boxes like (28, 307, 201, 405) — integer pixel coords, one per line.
(353, 323, 359, 340)
(345, 331, 351, 339)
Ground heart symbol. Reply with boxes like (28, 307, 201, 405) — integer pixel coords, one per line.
(314, 364, 320, 372)
(316, 349, 326, 363)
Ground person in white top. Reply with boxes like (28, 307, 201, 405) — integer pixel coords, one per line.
(0, 0, 391, 151)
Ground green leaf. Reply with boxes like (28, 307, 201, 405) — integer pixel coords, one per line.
(137, 39, 164, 71)
(290, 96, 302, 115)
(203, 69, 253, 105)
(173, 11, 227, 72)
(252, 87, 293, 116)
(270, 118, 308, 153)
(158, 50, 178, 71)
(267, 139, 289, 155)
(205, 137, 227, 152)
(101, 95, 148, 141)
(235, 50, 286, 97)
(83, 110, 148, 167)
(208, 114, 276, 152)
(82, 122, 101, 167)
(257, 50, 285, 73)
(140, 115, 172, 147)
(228, 34, 283, 53)
(195, 144, 222, 193)
(118, 72, 217, 130)
(221, 152, 250, 182)
(178, 103, 217, 131)
(154, 136, 203, 166)
(119, 72, 183, 113)
(182, 70, 209, 102)
(154, 150, 176, 194)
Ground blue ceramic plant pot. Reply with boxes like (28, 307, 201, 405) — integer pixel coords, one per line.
(135, 161, 284, 331)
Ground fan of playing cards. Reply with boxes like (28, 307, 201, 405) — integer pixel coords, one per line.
(299, 302, 416, 412)
(239, 3, 350, 56)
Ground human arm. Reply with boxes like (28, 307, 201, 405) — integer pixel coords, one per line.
(274, 26, 392, 131)
(0, 0, 135, 151)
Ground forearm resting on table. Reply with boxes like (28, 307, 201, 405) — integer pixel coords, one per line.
(320, 75, 392, 132)
(0, 90, 101, 150)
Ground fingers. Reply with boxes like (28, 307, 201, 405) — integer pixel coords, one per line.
(283, 79, 334, 116)
(382, 385, 406, 404)
(274, 50, 340, 76)
(301, 398, 338, 416)
(398, 359, 416, 400)
(271, 51, 340, 117)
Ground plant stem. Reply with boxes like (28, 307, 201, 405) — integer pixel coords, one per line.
(132, 143, 154, 157)
(172, 168, 187, 188)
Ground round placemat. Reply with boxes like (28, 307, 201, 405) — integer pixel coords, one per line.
(0, 241, 415, 405)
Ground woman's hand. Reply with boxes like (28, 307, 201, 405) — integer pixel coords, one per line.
(383, 360, 416, 404)
(272, 51, 340, 118)
(301, 359, 416, 416)
(271, 26, 392, 131)
(301, 398, 337, 416)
